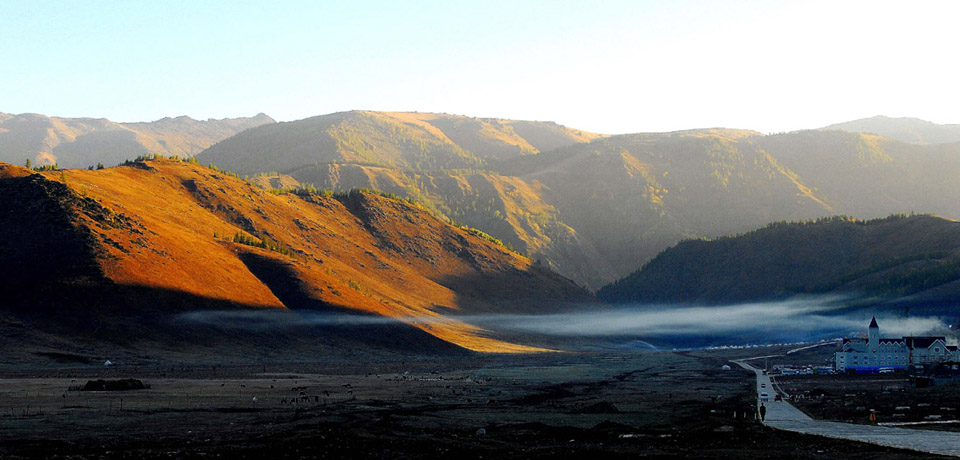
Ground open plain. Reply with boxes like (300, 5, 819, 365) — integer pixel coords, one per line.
(0, 347, 950, 459)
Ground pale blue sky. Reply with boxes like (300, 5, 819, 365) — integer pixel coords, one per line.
(1, 1, 957, 133)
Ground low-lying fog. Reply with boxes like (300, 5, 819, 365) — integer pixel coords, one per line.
(177, 297, 956, 349)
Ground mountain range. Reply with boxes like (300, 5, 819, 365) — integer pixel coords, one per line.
(193, 112, 960, 290)
(3, 110, 960, 319)
(0, 112, 275, 169)
(2, 109, 960, 356)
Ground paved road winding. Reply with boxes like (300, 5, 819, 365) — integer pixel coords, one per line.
(735, 360, 960, 457)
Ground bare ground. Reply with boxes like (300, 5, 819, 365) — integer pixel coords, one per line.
(0, 347, 950, 459)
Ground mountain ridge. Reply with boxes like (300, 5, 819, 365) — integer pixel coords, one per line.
(597, 214, 960, 310)
(821, 115, 960, 145)
(0, 112, 275, 169)
(198, 110, 603, 174)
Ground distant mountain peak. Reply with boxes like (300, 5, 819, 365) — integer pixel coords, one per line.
(0, 111, 276, 168)
(822, 116, 960, 145)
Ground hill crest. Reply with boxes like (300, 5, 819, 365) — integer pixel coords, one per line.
(197, 110, 603, 174)
(597, 214, 960, 307)
(821, 115, 960, 145)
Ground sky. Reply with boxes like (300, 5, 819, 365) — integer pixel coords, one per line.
(1, 0, 958, 134)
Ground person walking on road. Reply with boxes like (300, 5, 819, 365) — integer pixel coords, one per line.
(759, 402, 767, 422)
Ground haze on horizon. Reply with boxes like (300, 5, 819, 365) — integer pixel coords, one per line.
(1, 0, 957, 134)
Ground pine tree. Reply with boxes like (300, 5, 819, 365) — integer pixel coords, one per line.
(25, 159, 31, 169)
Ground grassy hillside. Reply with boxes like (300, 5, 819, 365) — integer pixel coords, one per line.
(822, 115, 960, 145)
(0, 112, 274, 169)
(285, 163, 608, 286)
(598, 214, 960, 306)
(0, 159, 591, 353)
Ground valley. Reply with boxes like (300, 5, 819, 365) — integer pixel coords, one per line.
(2, 112, 960, 460)
(7, 3, 959, 458)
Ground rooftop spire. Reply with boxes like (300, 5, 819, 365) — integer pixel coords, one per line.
(869, 316, 879, 329)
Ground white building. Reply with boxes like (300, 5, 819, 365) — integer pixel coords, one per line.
(835, 317, 959, 371)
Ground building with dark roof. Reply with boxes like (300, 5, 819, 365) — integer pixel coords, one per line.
(835, 317, 958, 371)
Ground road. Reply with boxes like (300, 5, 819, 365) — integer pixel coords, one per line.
(735, 360, 960, 457)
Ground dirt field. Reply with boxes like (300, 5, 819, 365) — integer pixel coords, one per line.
(0, 348, 949, 459)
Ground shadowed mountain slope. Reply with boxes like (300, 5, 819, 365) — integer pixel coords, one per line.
(0, 159, 591, 352)
(598, 214, 960, 308)
(0, 112, 275, 169)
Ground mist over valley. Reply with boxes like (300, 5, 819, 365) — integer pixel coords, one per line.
(176, 296, 953, 351)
